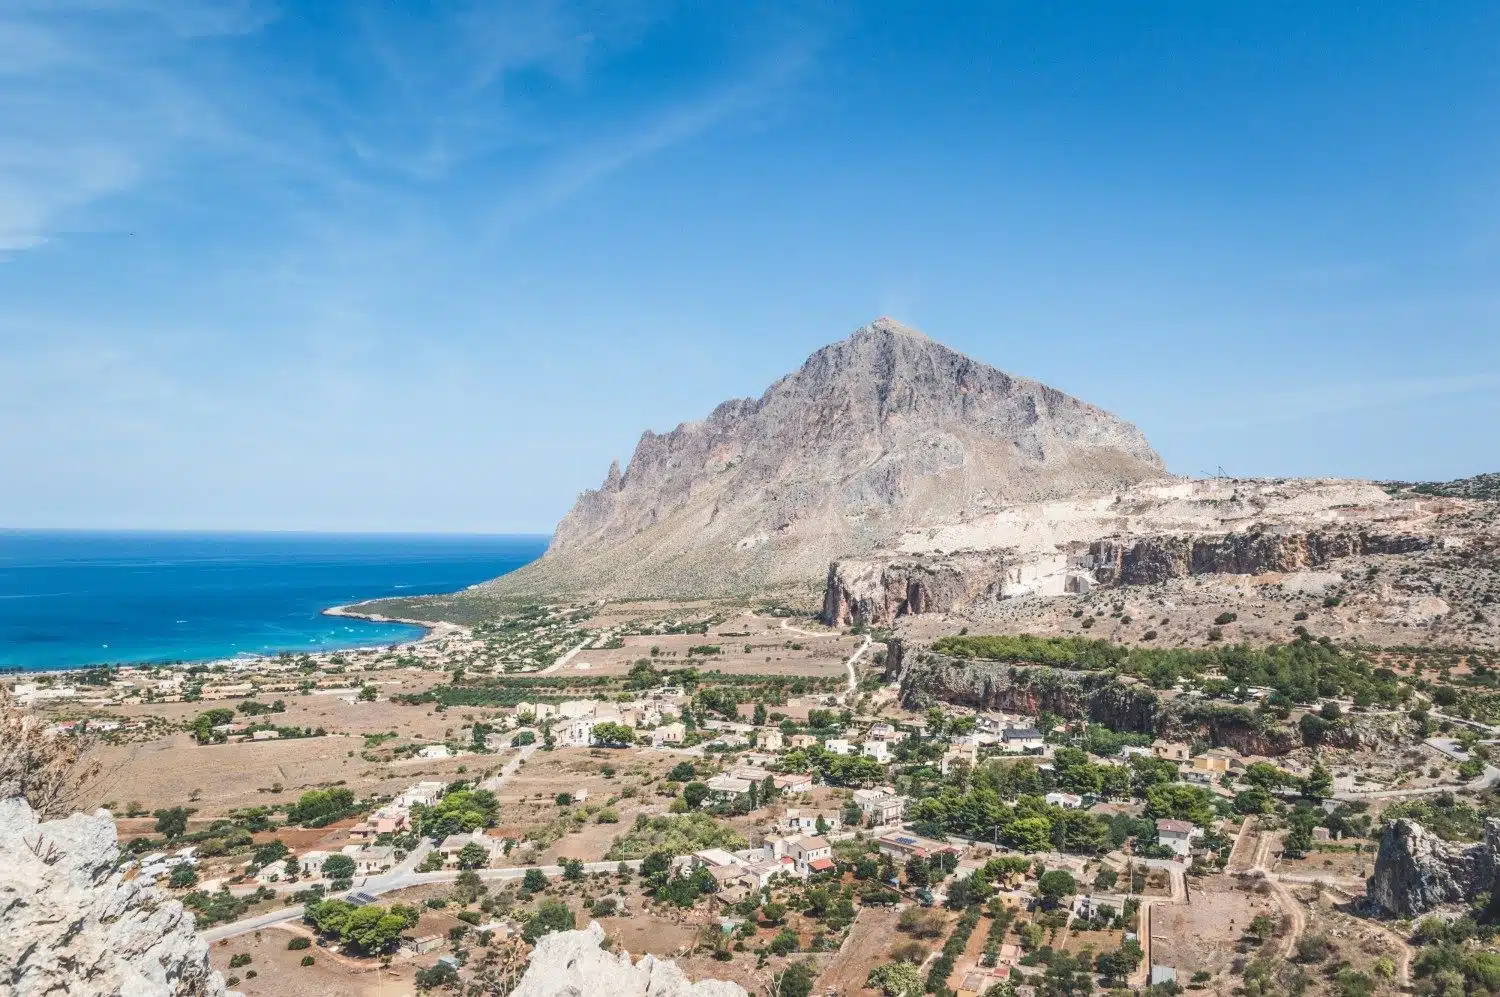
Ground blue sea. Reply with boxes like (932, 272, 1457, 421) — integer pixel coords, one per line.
(0, 531, 548, 671)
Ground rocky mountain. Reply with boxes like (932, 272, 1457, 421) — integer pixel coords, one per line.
(1366, 817, 1500, 916)
(0, 796, 232, 997)
(512, 921, 745, 997)
(489, 318, 1166, 598)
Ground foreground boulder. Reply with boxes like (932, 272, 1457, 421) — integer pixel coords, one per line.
(1366, 817, 1500, 916)
(512, 921, 746, 997)
(0, 796, 230, 997)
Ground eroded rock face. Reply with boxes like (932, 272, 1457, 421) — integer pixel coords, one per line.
(0, 797, 230, 997)
(822, 555, 1016, 626)
(1088, 527, 1433, 586)
(897, 656, 1161, 733)
(511, 921, 746, 997)
(1366, 817, 1500, 916)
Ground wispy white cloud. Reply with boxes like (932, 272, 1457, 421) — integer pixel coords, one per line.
(487, 34, 818, 237)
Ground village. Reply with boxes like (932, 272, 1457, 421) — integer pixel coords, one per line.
(9, 598, 1480, 997)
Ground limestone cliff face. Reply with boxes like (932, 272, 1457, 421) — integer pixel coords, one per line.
(897, 656, 1161, 733)
(1366, 818, 1500, 916)
(822, 555, 1018, 626)
(0, 797, 231, 997)
(512, 921, 745, 997)
(489, 318, 1165, 598)
(1088, 527, 1433, 586)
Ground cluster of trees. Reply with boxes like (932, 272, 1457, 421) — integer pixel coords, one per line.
(933, 632, 1406, 705)
(590, 722, 637, 748)
(604, 813, 745, 860)
(778, 745, 886, 787)
(304, 899, 421, 953)
(188, 708, 236, 744)
(414, 786, 499, 839)
(285, 787, 358, 827)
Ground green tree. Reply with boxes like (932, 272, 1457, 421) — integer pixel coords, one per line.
(1301, 763, 1333, 801)
(321, 853, 355, 881)
(341, 904, 407, 953)
(1038, 870, 1077, 903)
(773, 960, 817, 997)
(591, 722, 637, 748)
(867, 961, 924, 997)
(522, 868, 548, 893)
(456, 842, 490, 870)
(522, 899, 575, 943)
(153, 807, 190, 839)
(682, 782, 710, 808)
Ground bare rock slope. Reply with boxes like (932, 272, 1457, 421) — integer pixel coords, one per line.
(0, 796, 231, 997)
(490, 318, 1165, 598)
(1366, 817, 1500, 916)
(512, 921, 746, 997)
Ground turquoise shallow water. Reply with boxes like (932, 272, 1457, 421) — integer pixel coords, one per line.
(0, 531, 547, 671)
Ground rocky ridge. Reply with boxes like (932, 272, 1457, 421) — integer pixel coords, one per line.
(822, 477, 1475, 627)
(486, 318, 1166, 598)
(1366, 817, 1500, 917)
(511, 921, 746, 997)
(0, 796, 231, 997)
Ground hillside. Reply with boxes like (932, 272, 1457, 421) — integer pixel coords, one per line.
(484, 318, 1167, 598)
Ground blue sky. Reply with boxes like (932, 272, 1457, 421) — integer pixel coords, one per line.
(2, 1, 1498, 532)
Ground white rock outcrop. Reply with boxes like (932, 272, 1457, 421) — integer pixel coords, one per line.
(511, 921, 747, 997)
(0, 797, 230, 997)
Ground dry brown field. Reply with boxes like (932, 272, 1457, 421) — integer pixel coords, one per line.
(814, 905, 902, 996)
(1150, 875, 1281, 977)
(208, 925, 415, 997)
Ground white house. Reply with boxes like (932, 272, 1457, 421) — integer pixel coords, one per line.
(862, 740, 891, 763)
(705, 774, 753, 799)
(300, 850, 331, 877)
(354, 846, 395, 876)
(1045, 792, 1084, 809)
(1155, 818, 1201, 858)
(852, 788, 907, 827)
(788, 835, 833, 875)
(868, 722, 897, 741)
(823, 739, 855, 756)
(652, 722, 686, 746)
(781, 809, 842, 836)
(1001, 727, 1045, 752)
(397, 781, 446, 808)
(772, 772, 813, 795)
(558, 716, 597, 747)
(417, 744, 452, 760)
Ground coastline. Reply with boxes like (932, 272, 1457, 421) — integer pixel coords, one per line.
(0, 532, 548, 676)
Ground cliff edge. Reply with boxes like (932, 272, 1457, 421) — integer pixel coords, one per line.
(0, 796, 231, 997)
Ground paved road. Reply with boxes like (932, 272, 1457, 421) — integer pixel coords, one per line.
(1335, 764, 1500, 800)
(202, 859, 643, 942)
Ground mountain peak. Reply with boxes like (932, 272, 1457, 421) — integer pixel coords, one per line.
(492, 321, 1167, 598)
